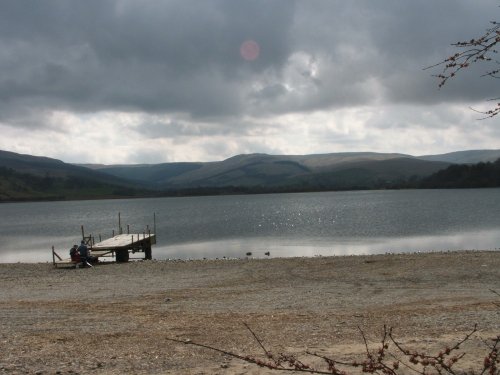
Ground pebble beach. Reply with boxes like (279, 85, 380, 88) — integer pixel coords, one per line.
(0, 251, 499, 374)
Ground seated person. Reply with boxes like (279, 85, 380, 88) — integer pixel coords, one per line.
(69, 244, 81, 263)
(77, 240, 97, 265)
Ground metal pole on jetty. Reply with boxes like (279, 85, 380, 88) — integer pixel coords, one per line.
(154, 212, 156, 237)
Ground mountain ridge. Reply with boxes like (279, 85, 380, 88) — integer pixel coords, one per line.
(1, 148, 499, 201)
(417, 149, 500, 164)
(76, 150, 500, 189)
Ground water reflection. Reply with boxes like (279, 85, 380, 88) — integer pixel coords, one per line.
(3, 229, 499, 263)
(155, 229, 500, 260)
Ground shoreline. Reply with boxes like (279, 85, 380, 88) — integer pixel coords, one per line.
(0, 250, 498, 374)
(2, 247, 499, 265)
(2, 186, 500, 205)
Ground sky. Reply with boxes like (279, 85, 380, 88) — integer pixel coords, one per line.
(0, 0, 498, 164)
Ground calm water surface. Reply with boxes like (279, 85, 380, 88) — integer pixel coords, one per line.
(0, 189, 499, 262)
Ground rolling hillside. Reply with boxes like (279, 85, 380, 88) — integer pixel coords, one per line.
(2, 148, 499, 201)
(83, 162, 204, 188)
(82, 152, 452, 189)
(0, 150, 148, 201)
(418, 149, 500, 164)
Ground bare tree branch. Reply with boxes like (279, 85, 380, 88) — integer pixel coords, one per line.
(166, 321, 499, 375)
(426, 20, 499, 118)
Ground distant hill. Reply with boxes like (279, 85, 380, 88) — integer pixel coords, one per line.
(285, 157, 452, 190)
(0, 150, 148, 201)
(2, 148, 499, 201)
(418, 149, 500, 164)
(81, 152, 452, 190)
(82, 162, 204, 188)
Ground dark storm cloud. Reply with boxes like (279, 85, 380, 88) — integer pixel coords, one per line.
(0, 0, 296, 126)
(0, 0, 498, 129)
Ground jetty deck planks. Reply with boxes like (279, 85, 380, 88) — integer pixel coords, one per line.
(92, 233, 156, 250)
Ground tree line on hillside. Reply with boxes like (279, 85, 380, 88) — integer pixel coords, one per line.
(419, 158, 500, 188)
(0, 166, 146, 202)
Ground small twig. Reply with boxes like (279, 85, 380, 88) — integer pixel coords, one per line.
(479, 335, 500, 375)
(358, 325, 372, 357)
(306, 350, 356, 367)
(450, 324, 478, 351)
(490, 289, 500, 298)
(386, 351, 423, 375)
(165, 337, 248, 361)
(389, 325, 478, 375)
(166, 332, 328, 374)
(244, 322, 271, 356)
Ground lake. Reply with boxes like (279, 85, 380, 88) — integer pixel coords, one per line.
(0, 189, 499, 262)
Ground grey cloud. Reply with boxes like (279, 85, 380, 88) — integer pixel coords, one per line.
(251, 84, 289, 102)
(135, 116, 283, 139)
(0, 0, 296, 126)
(137, 119, 216, 138)
(0, 0, 497, 132)
(286, 0, 499, 109)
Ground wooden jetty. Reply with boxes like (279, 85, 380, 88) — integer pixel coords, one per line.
(52, 213, 157, 267)
(92, 232, 156, 262)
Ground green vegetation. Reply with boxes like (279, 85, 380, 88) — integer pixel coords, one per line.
(0, 166, 149, 202)
(420, 158, 500, 188)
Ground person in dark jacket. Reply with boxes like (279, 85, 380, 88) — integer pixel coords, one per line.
(77, 241, 88, 259)
(77, 240, 96, 266)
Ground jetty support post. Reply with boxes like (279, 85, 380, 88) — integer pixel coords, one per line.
(145, 239, 152, 260)
(116, 248, 129, 263)
(52, 246, 63, 267)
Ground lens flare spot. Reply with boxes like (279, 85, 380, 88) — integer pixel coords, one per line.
(240, 40, 260, 61)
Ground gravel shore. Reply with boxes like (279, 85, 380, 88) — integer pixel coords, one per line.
(0, 251, 498, 374)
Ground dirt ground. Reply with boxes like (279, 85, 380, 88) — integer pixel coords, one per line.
(0, 251, 498, 374)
